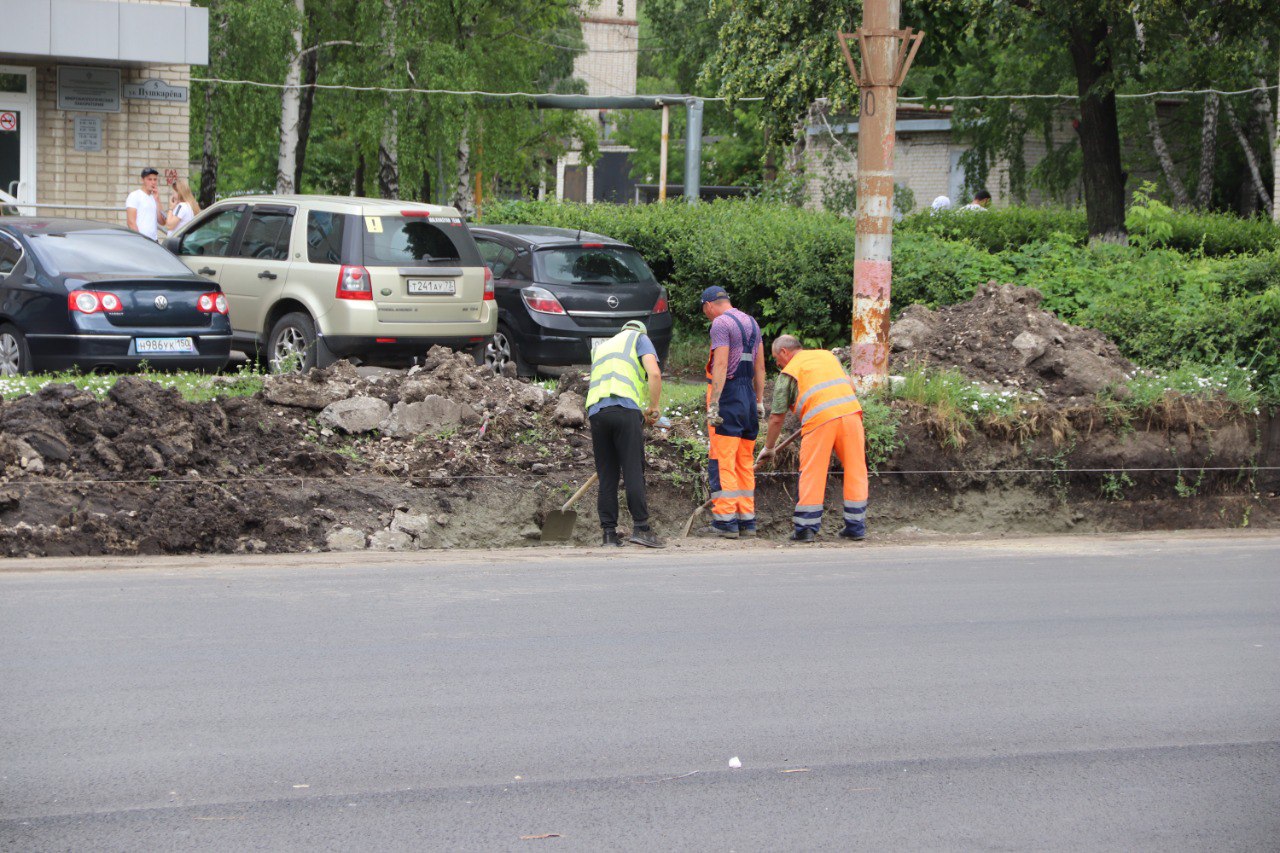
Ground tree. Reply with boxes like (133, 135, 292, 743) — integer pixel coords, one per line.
(193, 0, 599, 209)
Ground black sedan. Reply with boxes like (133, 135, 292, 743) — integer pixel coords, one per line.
(0, 218, 232, 375)
(470, 225, 672, 377)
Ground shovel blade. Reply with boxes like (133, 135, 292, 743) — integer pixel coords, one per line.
(540, 509, 579, 542)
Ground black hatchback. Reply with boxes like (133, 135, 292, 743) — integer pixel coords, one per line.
(0, 218, 232, 375)
(470, 225, 672, 376)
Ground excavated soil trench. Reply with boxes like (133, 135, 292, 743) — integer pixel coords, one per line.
(1, 285, 1276, 557)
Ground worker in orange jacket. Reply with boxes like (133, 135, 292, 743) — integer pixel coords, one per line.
(757, 335, 868, 543)
(701, 286, 766, 538)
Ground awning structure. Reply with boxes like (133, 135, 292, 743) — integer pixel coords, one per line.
(0, 0, 208, 67)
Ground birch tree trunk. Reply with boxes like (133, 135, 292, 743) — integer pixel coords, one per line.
(1194, 93, 1220, 208)
(1273, 54, 1280, 221)
(1223, 99, 1273, 215)
(198, 8, 227, 209)
(295, 47, 318, 192)
(452, 126, 474, 218)
(1133, 9, 1189, 207)
(275, 0, 304, 195)
(376, 0, 400, 199)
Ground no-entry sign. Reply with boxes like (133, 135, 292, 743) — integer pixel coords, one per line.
(0, 112, 16, 132)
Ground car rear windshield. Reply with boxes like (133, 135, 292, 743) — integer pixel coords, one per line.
(361, 215, 481, 267)
(29, 231, 196, 277)
(535, 246, 654, 286)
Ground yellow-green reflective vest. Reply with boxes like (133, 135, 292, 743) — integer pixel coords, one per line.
(585, 330, 646, 409)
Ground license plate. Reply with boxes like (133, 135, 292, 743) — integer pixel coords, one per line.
(590, 337, 611, 354)
(136, 337, 196, 354)
(407, 279, 456, 295)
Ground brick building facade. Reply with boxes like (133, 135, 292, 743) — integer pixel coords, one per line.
(0, 0, 206, 225)
(802, 106, 1082, 214)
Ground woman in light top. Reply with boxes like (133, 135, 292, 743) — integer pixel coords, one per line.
(164, 180, 201, 232)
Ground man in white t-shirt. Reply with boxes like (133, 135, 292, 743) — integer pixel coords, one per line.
(126, 168, 165, 240)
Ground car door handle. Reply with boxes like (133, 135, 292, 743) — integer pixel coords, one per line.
(197, 267, 217, 276)
(258, 270, 278, 280)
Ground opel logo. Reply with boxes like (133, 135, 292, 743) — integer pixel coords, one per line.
(606, 295, 619, 308)
(154, 295, 168, 310)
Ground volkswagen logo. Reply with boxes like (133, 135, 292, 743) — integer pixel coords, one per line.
(154, 295, 169, 310)
(606, 295, 619, 308)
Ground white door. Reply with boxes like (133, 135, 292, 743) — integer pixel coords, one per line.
(0, 66, 37, 211)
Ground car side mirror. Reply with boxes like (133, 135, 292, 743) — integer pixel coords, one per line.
(163, 235, 181, 254)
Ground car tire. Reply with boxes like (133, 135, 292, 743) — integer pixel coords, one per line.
(0, 324, 31, 377)
(266, 312, 319, 374)
(485, 324, 534, 378)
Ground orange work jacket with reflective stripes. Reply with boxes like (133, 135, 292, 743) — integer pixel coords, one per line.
(780, 350, 863, 434)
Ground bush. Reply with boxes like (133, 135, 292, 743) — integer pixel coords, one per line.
(899, 204, 1280, 257)
(480, 199, 1280, 400)
(898, 206, 1088, 251)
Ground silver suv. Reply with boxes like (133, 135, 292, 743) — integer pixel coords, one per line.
(166, 196, 496, 372)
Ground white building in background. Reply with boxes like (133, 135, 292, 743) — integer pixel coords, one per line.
(0, 0, 207, 224)
(556, 0, 639, 203)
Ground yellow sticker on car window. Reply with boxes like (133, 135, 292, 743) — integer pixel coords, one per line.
(364, 216, 383, 233)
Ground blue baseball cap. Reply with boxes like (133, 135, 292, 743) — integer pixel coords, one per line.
(700, 286, 730, 304)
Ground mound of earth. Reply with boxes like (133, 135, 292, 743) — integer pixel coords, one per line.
(888, 283, 1134, 403)
(0, 332, 1275, 558)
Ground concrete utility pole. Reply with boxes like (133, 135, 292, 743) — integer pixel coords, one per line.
(838, 3, 922, 391)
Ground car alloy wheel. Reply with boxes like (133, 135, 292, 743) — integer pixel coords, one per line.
(485, 329, 514, 374)
(267, 312, 318, 374)
(271, 326, 310, 373)
(0, 326, 29, 377)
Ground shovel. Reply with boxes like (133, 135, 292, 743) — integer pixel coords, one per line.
(540, 473, 599, 542)
(681, 429, 803, 538)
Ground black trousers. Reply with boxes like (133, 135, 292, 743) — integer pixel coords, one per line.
(589, 405, 649, 531)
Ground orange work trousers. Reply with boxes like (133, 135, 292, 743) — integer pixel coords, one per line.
(793, 413, 869, 535)
(708, 424, 756, 531)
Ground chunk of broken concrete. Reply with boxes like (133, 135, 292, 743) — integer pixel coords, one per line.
(325, 526, 368, 551)
(553, 391, 587, 427)
(369, 529, 414, 551)
(318, 397, 391, 434)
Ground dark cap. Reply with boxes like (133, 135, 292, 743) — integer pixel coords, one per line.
(700, 286, 730, 304)
(141, 168, 159, 178)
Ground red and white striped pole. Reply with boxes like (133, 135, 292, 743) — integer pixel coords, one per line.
(839, 3, 922, 392)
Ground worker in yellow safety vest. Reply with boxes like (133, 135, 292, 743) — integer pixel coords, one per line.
(585, 319, 665, 548)
(757, 335, 868, 543)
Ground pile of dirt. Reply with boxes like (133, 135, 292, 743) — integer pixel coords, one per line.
(0, 316, 1274, 558)
(0, 348, 709, 557)
(888, 283, 1134, 402)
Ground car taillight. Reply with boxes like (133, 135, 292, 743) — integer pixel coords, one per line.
(581, 242, 603, 248)
(401, 209, 430, 217)
(336, 265, 373, 300)
(68, 290, 122, 314)
(483, 266, 495, 301)
(521, 285, 565, 315)
(653, 292, 669, 314)
(198, 292, 229, 314)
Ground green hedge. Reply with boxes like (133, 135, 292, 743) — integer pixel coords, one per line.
(480, 199, 1280, 398)
(898, 205, 1280, 257)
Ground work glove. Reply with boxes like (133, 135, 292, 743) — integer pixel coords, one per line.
(756, 402, 766, 421)
(755, 445, 777, 467)
(706, 403, 723, 426)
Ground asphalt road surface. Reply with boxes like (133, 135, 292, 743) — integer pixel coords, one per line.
(2, 534, 1278, 851)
